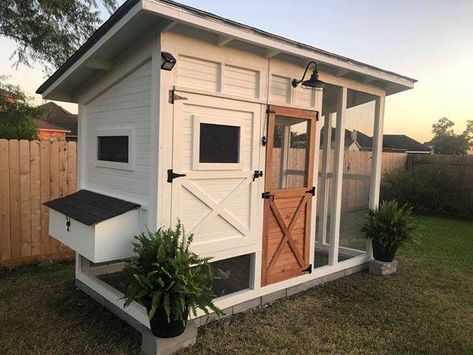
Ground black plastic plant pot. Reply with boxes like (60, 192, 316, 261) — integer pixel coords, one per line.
(144, 301, 189, 338)
(372, 240, 398, 262)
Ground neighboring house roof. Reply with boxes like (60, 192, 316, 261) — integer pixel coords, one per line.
(36, 0, 416, 101)
(320, 129, 429, 153)
(383, 134, 431, 153)
(38, 102, 78, 137)
(319, 128, 374, 150)
(33, 119, 70, 132)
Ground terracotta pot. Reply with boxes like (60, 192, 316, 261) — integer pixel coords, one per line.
(372, 240, 398, 262)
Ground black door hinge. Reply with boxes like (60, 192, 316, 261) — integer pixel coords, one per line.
(168, 90, 188, 104)
(261, 136, 267, 146)
(303, 264, 313, 274)
(306, 186, 316, 196)
(167, 169, 186, 183)
(262, 192, 273, 200)
(253, 170, 264, 181)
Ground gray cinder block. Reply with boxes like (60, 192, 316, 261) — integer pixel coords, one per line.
(369, 259, 398, 276)
(141, 321, 198, 355)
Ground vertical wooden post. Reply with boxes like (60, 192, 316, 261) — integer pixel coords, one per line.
(40, 140, 51, 255)
(19, 140, 32, 257)
(328, 87, 347, 266)
(318, 113, 333, 245)
(369, 95, 385, 209)
(280, 125, 290, 188)
(0, 140, 11, 262)
(30, 141, 41, 255)
(9, 140, 21, 259)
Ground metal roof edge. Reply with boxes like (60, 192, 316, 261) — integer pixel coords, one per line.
(37, 0, 416, 95)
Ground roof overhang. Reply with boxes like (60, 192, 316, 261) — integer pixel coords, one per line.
(37, 0, 416, 102)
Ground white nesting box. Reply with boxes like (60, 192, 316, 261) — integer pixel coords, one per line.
(45, 190, 141, 263)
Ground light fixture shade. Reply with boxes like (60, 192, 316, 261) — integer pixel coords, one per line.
(161, 52, 176, 71)
(301, 71, 325, 89)
(292, 61, 325, 90)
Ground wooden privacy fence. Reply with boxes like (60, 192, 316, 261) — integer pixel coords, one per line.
(272, 148, 407, 212)
(0, 139, 76, 266)
(407, 153, 473, 195)
(0, 139, 406, 267)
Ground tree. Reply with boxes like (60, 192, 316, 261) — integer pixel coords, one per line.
(432, 135, 469, 155)
(432, 117, 454, 137)
(0, 78, 41, 140)
(463, 120, 473, 144)
(430, 117, 469, 155)
(0, 0, 117, 73)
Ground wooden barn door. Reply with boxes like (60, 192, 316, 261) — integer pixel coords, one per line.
(261, 105, 317, 286)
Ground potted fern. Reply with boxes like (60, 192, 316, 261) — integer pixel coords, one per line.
(362, 200, 417, 262)
(123, 222, 222, 338)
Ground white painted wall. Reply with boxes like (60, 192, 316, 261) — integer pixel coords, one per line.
(83, 61, 152, 207)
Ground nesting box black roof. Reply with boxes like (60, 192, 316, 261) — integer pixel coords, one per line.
(44, 190, 140, 226)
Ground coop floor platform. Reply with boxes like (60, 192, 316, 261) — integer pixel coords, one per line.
(75, 261, 368, 354)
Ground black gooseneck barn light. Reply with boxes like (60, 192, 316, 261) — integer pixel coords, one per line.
(292, 61, 325, 90)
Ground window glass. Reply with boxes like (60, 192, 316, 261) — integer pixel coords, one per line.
(209, 254, 252, 297)
(97, 136, 129, 163)
(315, 83, 339, 268)
(338, 89, 377, 260)
(199, 123, 240, 163)
(270, 117, 309, 189)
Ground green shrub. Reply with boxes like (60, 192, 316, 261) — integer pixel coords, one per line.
(381, 166, 473, 218)
(0, 78, 41, 140)
(362, 200, 417, 251)
(123, 222, 221, 323)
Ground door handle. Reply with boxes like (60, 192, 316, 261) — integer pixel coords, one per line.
(167, 169, 187, 183)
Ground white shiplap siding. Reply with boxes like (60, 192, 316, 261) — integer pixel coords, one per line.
(177, 55, 221, 92)
(84, 61, 152, 206)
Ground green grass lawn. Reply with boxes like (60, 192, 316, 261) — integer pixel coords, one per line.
(1, 215, 472, 354)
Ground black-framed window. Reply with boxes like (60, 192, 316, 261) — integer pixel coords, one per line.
(97, 136, 129, 163)
(199, 123, 240, 163)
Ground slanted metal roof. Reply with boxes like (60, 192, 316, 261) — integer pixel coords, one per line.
(37, 0, 416, 99)
(44, 190, 140, 225)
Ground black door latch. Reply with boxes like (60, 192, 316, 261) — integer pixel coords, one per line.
(253, 170, 264, 181)
(167, 169, 186, 183)
(262, 192, 274, 200)
(306, 186, 316, 196)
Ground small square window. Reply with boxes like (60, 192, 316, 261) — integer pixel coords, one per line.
(97, 136, 129, 163)
(199, 123, 240, 164)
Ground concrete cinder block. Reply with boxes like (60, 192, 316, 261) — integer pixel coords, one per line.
(232, 297, 261, 315)
(287, 281, 311, 297)
(261, 289, 287, 304)
(141, 321, 198, 355)
(345, 263, 369, 276)
(199, 306, 233, 325)
(324, 270, 346, 283)
(369, 259, 398, 276)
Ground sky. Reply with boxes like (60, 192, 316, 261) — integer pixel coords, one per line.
(1, 0, 472, 143)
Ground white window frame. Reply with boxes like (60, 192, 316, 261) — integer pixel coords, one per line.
(95, 127, 135, 171)
(192, 115, 244, 171)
